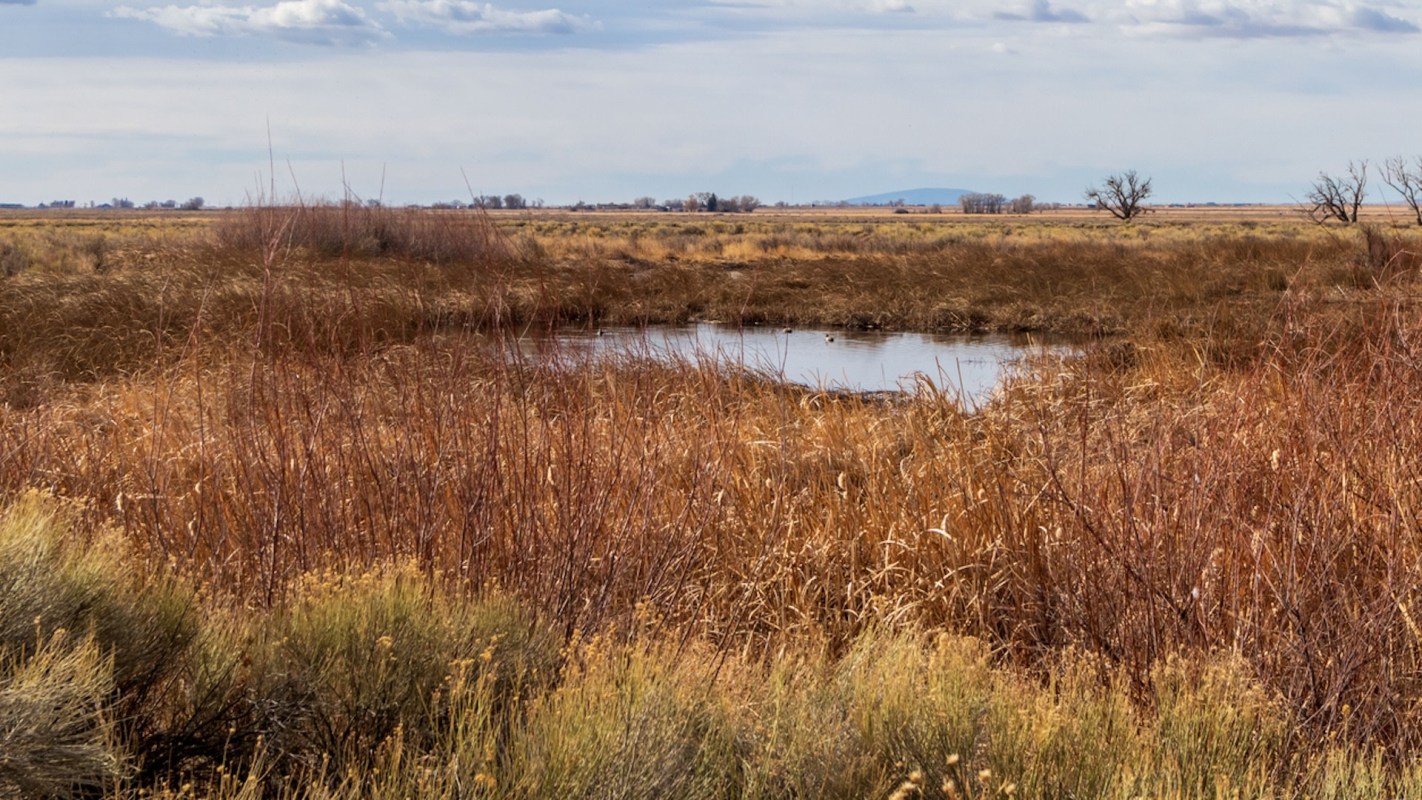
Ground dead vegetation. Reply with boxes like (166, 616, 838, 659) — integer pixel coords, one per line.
(2, 205, 1422, 795)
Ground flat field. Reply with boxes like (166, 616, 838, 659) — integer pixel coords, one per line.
(3, 205, 1422, 797)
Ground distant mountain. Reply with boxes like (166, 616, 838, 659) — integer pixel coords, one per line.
(842, 188, 976, 206)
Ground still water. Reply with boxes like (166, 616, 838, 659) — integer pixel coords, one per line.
(516, 324, 1066, 403)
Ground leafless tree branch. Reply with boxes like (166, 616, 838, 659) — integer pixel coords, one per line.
(1084, 170, 1152, 222)
(1305, 161, 1368, 225)
(1382, 156, 1422, 226)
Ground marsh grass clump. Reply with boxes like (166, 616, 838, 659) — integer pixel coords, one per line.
(0, 493, 199, 704)
(0, 634, 120, 798)
(0, 494, 270, 792)
(1144, 654, 1290, 796)
(212, 202, 518, 266)
(0, 238, 31, 276)
(506, 636, 740, 800)
(0, 494, 563, 797)
(1356, 223, 1422, 281)
(729, 631, 1002, 799)
(248, 562, 560, 780)
(0, 494, 201, 796)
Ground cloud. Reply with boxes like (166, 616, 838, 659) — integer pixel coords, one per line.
(0, 0, 38, 5)
(1351, 7, 1419, 33)
(994, 0, 1089, 23)
(980, 1, 1417, 39)
(380, 1, 599, 34)
(1114, 1, 1420, 39)
(111, 0, 388, 45)
(702, 0, 924, 19)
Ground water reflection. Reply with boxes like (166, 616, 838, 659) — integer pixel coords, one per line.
(516, 323, 1068, 403)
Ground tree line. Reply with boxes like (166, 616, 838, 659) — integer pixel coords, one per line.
(960, 193, 1038, 215)
(661, 193, 762, 213)
(434, 194, 535, 210)
(34, 198, 204, 210)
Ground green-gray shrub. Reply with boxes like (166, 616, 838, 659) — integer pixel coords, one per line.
(508, 638, 739, 800)
(0, 634, 119, 798)
(248, 563, 560, 779)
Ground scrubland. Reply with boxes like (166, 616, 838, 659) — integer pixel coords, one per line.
(3, 203, 1422, 797)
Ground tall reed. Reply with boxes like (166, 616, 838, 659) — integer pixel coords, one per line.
(4, 207, 1422, 787)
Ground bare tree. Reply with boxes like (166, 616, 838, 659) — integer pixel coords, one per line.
(960, 193, 1007, 214)
(1085, 171, 1152, 221)
(1305, 161, 1367, 225)
(1382, 156, 1422, 226)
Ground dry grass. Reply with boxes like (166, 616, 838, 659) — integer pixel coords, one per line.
(211, 202, 518, 265)
(0, 635, 120, 797)
(3, 205, 1409, 407)
(3, 206, 1422, 794)
(2, 504, 1420, 799)
(8, 290, 1422, 747)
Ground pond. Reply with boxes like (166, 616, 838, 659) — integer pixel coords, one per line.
(515, 324, 1070, 404)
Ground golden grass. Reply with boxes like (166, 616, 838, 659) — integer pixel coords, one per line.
(3, 204, 1412, 403)
(3, 206, 1422, 795)
(3, 501, 1422, 798)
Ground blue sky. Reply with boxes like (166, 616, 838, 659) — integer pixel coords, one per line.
(2, 0, 1421, 206)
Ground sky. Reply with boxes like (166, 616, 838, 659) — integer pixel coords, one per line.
(2, 0, 1421, 206)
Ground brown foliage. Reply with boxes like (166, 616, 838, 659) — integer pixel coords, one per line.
(4, 210, 1422, 760)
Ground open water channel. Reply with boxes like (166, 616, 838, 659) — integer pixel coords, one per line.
(516, 324, 1070, 405)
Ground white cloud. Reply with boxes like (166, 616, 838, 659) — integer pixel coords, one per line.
(689, 0, 1414, 38)
(1114, 1, 1419, 37)
(111, 0, 388, 45)
(1350, 6, 1419, 33)
(704, 0, 929, 16)
(380, 1, 598, 34)
(995, 1, 1089, 23)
